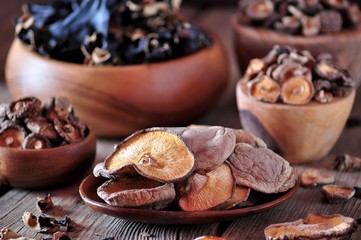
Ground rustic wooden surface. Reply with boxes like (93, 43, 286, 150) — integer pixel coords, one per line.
(1, 1, 361, 240)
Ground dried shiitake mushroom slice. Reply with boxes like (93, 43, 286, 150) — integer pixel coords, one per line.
(25, 116, 61, 143)
(314, 61, 340, 80)
(6, 97, 41, 121)
(245, 0, 274, 21)
(0, 228, 34, 240)
(178, 163, 235, 211)
(244, 58, 267, 83)
(97, 175, 176, 209)
(333, 154, 361, 172)
(300, 169, 335, 187)
(225, 185, 251, 210)
(172, 126, 237, 173)
(247, 75, 281, 103)
(264, 213, 357, 240)
(321, 185, 355, 203)
(272, 62, 312, 85)
(227, 143, 297, 194)
(99, 128, 195, 183)
(22, 133, 52, 149)
(281, 76, 314, 105)
(233, 128, 267, 148)
(0, 124, 27, 148)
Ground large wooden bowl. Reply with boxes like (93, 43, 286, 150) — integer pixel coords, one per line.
(236, 81, 355, 164)
(0, 130, 96, 188)
(231, 14, 361, 87)
(5, 29, 228, 137)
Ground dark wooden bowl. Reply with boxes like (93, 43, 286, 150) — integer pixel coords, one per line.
(5, 28, 229, 137)
(0, 130, 96, 188)
(231, 14, 361, 87)
(236, 80, 355, 164)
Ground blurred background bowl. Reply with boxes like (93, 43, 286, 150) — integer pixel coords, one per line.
(236, 80, 355, 164)
(5, 27, 229, 137)
(0, 129, 96, 188)
(231, 14, 361, 87)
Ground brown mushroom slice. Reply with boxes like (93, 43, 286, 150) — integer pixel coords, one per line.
(314, 61, 340, 80)
(233, 128, 267, 148)
(321, 185, 355, 203)
(22, 212, 60, 233)
(6, 97, 41, 121)
(0, 125, 27, 148)
(264, 213, 357, 240)
(333, 154, 361, 172)
(22, 133, 52, 150)
(172, 126, 236, 173)
(272, 62, 312, 85)
(300, 169, 335, 187)
(281, 76, 315, 105)
(225, 185, 251, 210)
(244, 58, 267, 83)
(227, 143, 298, 194)
(178, 163, 235, 211)
(97, 176, 176, 209)
(103, 128, 195, 182)
(25, 117, 60, 143)
(247, 75, 281, 103)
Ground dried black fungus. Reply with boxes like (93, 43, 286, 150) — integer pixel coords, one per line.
(15, 0, 212, 65)
(22, 212, 73, 234)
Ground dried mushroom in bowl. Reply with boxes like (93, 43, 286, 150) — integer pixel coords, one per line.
(0, 97, 88, 149)
(15, 0, 212, 65)
(238, 0, 361, 36)
(93, 126, 298, 211)
(242, 45, 356, 105)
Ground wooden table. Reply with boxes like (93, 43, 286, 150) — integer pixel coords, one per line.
(1, 1, 361, 239)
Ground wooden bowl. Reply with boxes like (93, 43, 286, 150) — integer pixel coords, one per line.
(0, 130, 96, 188)
(236, 80, 355, 164)
(230, 14, 361, 87)
(5, 28, 229, 137)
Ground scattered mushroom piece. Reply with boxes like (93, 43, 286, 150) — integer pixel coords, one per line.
(22, 133, 52, 150)
(25, 117, 61, 143)
(178, 163, 235, 211)
(264, 213, 357, 240)
(22, 212, 60, 233)
(36, 193, 54, 212)
(300, 169, 335, 187)
(244, 58, 267, 83)
(321, 184, 355, 203)
(247, 75, 281, 103)
(97, 175, 176, 209)
(281, 76, 315, 105)
(97, 128, 195, 183)
(0, 227, 36, 240)
(333, 154, 361, 171)
(227, 143, 298, 194)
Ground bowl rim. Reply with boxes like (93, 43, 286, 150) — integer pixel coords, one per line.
(0, 128, 96, 153)
(12, 23, 221, 70)
(230, 13, 361, 43)
(236, 79, 356, 109)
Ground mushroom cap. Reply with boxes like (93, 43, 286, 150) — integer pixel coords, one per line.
(321, 184, 356, 203)
(300, 169, 335, 187)
(101, 128, 195, 183)
(247, 75, 281, 103)
(281, 76, 315, 104)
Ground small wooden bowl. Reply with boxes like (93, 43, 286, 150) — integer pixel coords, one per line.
(231, 14, 361, 86)
(5, 28, 228, 137)
(0, 130, 96, 188)
(236, 80, 355, 164)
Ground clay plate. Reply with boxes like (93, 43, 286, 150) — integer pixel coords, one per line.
(79, 174, 298, 224)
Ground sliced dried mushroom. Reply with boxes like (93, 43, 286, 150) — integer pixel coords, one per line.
(97, 175, 175, 209)
(100, 128, 195, 182)
(25, 117, 61, 143)
(6, 97, 41, 121)
(22, 133, 52, 150)
(281, 76, 314, 105)
(178, 163, 235, 211)
(247, 75, 281, 103)
(244, 58, 267, 83)
(42, 97, 75, 121)
(53, 231, 72, 240)
(53, 119, 82, 143)
(172, 126, 237, 173)
(233, 128, 267, 148)
(301, 15, 321, 36)
(227, 143, 298, 194)
(224, 185, 251, 210)
(272, 62, 312, 85)
(0, 227, 36, 240)
(36, 193, 54, 212)
(264, 213, 357, 240)
(333, 154, 361, 171)
(314, 61, 340, 80)
(321, 184, 355, 203)
(0, 125, 27, 148)
(300, 169, 335, 187)
(22, 212, 60, 233)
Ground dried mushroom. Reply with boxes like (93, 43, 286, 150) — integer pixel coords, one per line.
(22, 212, 60, 233)
(281, 76, 314, 105)
(97, 128, 195, 182)
(52, 231, 71, 240)
(244, 58, 267, 82)
(97, 175, 176, 209)
(0, 96, 88, 149)
(225, 185, 251, 210)
(227, 143, 298, 194)
(264, 213, 357, 240)
(300, 169, 335, 187)
(178, 163, 235, 211)
(321, 184, 355, 203)
(247, 75, 281, 103)
(36, 193, 54, 212)
(333, 154, 361, 171)
(193, 236, 225, 240)
(238, 0, 361, 36)
(0, 228, 36, 240)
